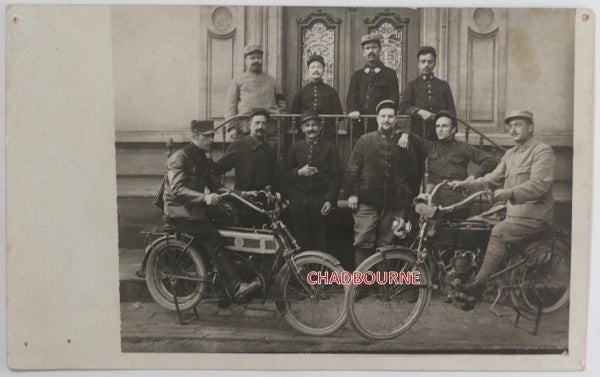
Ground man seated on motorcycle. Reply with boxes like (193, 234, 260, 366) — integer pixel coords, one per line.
(448, 110, 555, 299)
(398, 110, 497, 219)
(163, 119, 261, 299)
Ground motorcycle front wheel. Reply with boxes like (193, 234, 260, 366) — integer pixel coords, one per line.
(145, 238, 208, 312)
(345, 250, 431, 340)
(278, 254, 348, 336)
(509, 236, 570, 320)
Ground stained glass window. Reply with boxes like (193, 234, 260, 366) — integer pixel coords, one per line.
(301, 21, 335, 87)
(369, 22, 404, 85)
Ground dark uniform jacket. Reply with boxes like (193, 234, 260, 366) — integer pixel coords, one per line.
(163, 143, 221, 221)
(284, 139, 342, 203)
(213, 135, 280, 193)
(411, 134, 497, 184)
(345, 131, 416, 209)
(291, 81, 343, 140)
(346, 60, 399, 116)
(399, 73, 456, 140)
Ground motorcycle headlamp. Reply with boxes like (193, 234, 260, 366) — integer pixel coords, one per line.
(392, 217, 412, 239)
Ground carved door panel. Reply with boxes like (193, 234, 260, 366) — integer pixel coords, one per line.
(283, 7, 420, 112)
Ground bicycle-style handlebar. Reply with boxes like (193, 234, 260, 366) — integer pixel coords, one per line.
(427, 180, 491, 214)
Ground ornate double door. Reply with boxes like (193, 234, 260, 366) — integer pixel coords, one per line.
(282, 7, 421, 112)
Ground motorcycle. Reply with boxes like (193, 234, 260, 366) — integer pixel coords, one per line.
(345, 181, 570, 340)
(139, 190, 348, 336)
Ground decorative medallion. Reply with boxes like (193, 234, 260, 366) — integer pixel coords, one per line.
(473, 8, 494, 30)
(212, 7, 233, 31)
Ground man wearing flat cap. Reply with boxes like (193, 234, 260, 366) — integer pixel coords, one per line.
(345, 100, 416, 267)
(399, 46, 457, 195)
(225, 44, 286, 136)
(284, 110, 343, 252)
(163, 120, 260, 299)
(291, 54, 343, 141)
(398, 110, 497, 219)
(346, 34, 400, 136)
(449, 110, 556, 300)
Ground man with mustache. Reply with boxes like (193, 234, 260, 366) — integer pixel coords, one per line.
(346, 34, 399, 136)
(448, 110, 556, 300)
(290, 54, 343, 141)
(398, 110, 497, 219)
(214, 108, 280, 226)
(225, 44, 286, 137)
(284, 110, 342, 252)
(399, 46, 456, 196)
(345, 100, 416, 267)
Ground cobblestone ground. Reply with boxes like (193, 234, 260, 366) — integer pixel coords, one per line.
(120, 296, 568, 353)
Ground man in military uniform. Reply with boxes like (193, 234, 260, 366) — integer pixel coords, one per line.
(346, 34, 399, 136)
(163, 120, 260, 299)
(398, 111, 497, 219)
(284, 110, 342, 252)
(449, 110, 556, 299)
(224, 44, 286, 137)
(345, 100, 416, 268)
(399, 46, 457, 195)
(290, 54, 343, 141)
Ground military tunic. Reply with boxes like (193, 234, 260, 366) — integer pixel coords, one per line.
(291, 80, 343, 140)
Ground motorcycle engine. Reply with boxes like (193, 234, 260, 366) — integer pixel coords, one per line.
(444, 248, 480, 285)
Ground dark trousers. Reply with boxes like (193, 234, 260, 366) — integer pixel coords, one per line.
(288, 189, 330, 252)
(166, 219, 240, 293)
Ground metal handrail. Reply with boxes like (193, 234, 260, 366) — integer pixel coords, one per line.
(456, 117, 506, 152)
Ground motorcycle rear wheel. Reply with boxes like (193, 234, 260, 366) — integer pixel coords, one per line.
(345, 250, 431, 340)
(145, 238, 208, 312)
(509, 237, 570, 320)
(278, 255, 348, 336)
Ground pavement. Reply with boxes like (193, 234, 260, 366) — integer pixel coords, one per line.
(119, 248, 569, 353)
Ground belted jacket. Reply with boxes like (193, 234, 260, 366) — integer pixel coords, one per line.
(163, 143, 222, 221)
(345, 130, 417, 209)
(467, 137, 555, 225)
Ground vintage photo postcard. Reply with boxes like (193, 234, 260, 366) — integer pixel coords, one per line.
(4, 2, 594, 372)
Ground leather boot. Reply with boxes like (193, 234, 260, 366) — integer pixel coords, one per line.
(454, 280, 486, 300)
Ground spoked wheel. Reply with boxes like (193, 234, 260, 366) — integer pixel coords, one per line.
(345, 250, 431, 340)
(279, 255, 347, 336)
(145, 238, 208, 311)
(509, 237, 570, 320)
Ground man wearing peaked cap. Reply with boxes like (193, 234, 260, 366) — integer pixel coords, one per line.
(291, 53, 343, 142)
(345, 100, 417, 267)
(284, 109, 342, 253)
(346, 33, 399, 136)
(162, 119, 261, 300)
(449, 109, 556, 301)
(225, 43, 286, 137)
(399, 45, 456, 196)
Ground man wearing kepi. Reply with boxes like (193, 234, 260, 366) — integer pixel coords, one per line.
(399, 46, 456, 195)
(345, 100, 416, 267)
(225, 44, 286, 136)
(448, 110, 555, 299)
(398, 110, 497, 219)
(163, 120, 260, 299)
(291, 54, 343, 141)
(346, 34, 399, 136)
(284, 110, 342, 252)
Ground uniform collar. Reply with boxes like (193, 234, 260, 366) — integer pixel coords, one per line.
(305, 137, 320, 145)
(183, 142, 207, 161)
(420, 73, 435, 81)
(243, 135, 263, 150)
(364, 60, 384, 74)
(377, 130, 394, 140)
(516, 137, 536, 152)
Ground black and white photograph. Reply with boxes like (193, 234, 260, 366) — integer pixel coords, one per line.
(4, 1, 595, 372)
(115, 4, 575, 353)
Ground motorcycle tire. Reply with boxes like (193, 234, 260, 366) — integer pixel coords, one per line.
(145, 238, 208, 312)
(278, 254, 348, 336)
(509, 237, 570, 320)
(345, 250, 431, 340)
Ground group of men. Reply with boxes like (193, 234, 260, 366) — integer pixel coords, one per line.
(162, 32, 557, 302)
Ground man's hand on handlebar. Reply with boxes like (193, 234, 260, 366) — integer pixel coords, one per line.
(241, 190, 258, 199)
(447, 180, 468, 190)
(348, 195, 359, 212)
(492, 189, 512, 203)
(204, 193, 222, 206)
